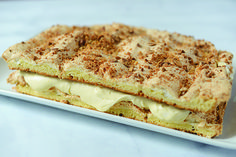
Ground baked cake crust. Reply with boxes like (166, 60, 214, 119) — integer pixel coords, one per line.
(2, 23, 234, 138)
(2, 23, 233, 113)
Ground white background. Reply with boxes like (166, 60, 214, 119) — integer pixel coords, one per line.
(0, 0, 236, 156)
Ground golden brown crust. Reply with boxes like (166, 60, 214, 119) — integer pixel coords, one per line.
(2, 23, 233, 113)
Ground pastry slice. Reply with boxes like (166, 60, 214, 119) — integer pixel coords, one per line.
(2, 23, 233, 138)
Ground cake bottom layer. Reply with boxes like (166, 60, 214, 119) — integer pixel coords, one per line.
(14, 85, 221, 138)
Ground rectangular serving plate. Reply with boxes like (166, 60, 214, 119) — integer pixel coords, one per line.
(1, 57, 236, 149)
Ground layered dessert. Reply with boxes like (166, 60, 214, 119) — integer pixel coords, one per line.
(2, 23, 233, 138)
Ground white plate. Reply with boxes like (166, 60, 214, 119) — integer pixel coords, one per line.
(1, 57, 236, 150)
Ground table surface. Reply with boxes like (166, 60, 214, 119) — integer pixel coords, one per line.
(0, 0, 236, 156)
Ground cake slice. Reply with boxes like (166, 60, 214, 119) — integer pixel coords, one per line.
(2, 23, 233, 138)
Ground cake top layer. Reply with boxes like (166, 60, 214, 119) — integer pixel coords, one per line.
(2, 23, 233, 103)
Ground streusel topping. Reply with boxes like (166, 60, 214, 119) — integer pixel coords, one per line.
(3, 23, 233, 101)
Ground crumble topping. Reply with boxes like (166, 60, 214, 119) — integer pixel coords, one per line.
(3, 23, 233, 101)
